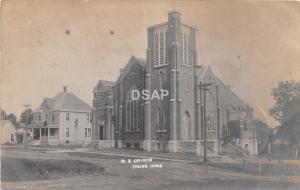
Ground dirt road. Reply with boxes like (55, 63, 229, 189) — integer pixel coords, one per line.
(1, 147, 300, 190)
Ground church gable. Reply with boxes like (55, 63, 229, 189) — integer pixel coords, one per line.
(197, 66, 217, 85)
(116, 56, 146, 84)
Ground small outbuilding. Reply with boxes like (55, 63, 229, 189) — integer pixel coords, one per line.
(0, 120, 17, 144)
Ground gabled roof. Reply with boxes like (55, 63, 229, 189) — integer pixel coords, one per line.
(96, 80, 114, 87)
(94, 80, 114, 93)
(115, 56, 146, 84)
(216, 77, 247, 109)
(33, 87, 92, 113)
(34, 98, 55, 112)
(195, 65, 206, 76)
(195, 65, 217, 84)
(196, 64, 247, 109)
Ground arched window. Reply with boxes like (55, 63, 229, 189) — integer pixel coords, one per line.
(156, 107, 166, 131)
(126, 87, 140, 131)
(183, 111, 191, 140)
(156, 107, 161, 130)
(162, 109, 166, 130)
(206, 93, 216, 131)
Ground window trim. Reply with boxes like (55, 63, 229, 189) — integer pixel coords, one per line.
(84, 128, 87, 137)
(88, 128, 91, 137)
(66, 112, 70, 121)
(66, 128, 70, 138)
(206, 92, 217, 132)
(153, 27, 169, 67)
(125, 87, 140, 131)
(181, 29, 192, 66)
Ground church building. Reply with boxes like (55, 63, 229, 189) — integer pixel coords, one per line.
(92, 11, 257, 156)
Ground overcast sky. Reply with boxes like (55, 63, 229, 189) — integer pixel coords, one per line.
(2, 0, 300, 127)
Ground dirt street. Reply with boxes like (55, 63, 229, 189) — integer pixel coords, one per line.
(1, 147, 300, 190)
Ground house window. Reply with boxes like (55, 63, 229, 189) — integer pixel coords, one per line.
(66, 128, 70, 137)
(11, 134, 14, 141)
(45, 114, 48, 120)
(85, 128, 87, 137)
(52, 114, 55, 122)
(86, 114, 92, 122)
(88, 128, 91, 137)
(38, 114, 41, 121)
(66, 112, 70, 121)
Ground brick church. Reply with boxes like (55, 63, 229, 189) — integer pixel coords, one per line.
(92, 11, 257, 156)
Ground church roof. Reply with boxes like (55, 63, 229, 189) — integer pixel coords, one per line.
(33, 87, 92, 113)
(195, 65, 217, 84)
(216, 77, 247, 109)
(196, 64, 247, 109)
(116, 56, 146, 84)
(97, 80, 114, 87)
(93, 80, 114, 93)
(195, 65, 207, 76)
(134, 57, 147, 67)
(94, 80, 114, 89)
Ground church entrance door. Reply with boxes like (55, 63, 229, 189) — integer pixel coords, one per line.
(99, 126, 104, 140)
(182, 111, 190, 140)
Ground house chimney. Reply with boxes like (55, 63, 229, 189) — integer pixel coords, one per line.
(63, 86, 67, 93)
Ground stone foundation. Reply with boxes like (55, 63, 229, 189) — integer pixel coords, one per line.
(143, 140, 168, 152)
(81, 140, 114, 149)
(142, 140, 153, 152)
(168, 141, 178, 153)
(169, 140, 218, 155)
(98, 140, 115, 149)
(117, 140, 144, 150)
(117, 140, 220, 155)
(141, 140, 220, 155)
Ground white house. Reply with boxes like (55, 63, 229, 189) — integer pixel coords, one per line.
(30, 86, 92, 145)
(0, 120, 17, 144)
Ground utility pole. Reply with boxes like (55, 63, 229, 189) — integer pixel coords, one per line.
(198, 83, 212, 163)
(74, 118, 78, 145)
(23, 104, 31, 149)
